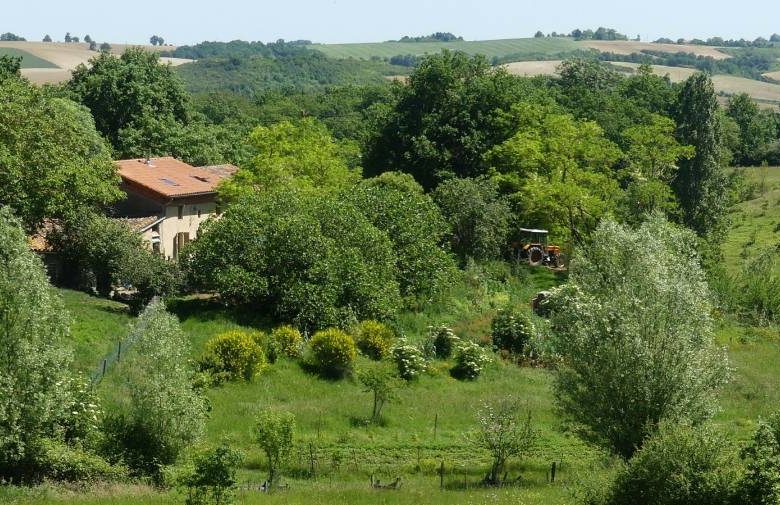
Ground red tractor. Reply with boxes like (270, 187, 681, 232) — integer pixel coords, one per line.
(513, 228, 562, 268)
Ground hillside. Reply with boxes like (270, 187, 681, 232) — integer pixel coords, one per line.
(503, 60, 780, 108)
(0, 41, 192, 84)
(308, 37, 733, 61)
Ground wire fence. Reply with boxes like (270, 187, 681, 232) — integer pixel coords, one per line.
(88, 296, 157, 386)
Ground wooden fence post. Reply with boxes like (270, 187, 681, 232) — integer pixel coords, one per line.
(439, 460, 444, 490)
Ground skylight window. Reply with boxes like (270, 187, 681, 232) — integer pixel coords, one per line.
(160, 178, 180, 186)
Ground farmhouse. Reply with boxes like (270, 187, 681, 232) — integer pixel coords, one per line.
(113, 157, 237, 259)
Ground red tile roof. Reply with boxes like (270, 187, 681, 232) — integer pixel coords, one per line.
(116, 157, 233, 200)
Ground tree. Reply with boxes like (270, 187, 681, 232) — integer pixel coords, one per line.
(184, 189, 401, 331)
(673, 73, 730, 238)
(472, 397, 536, 485)
(549, 216, 729, 459)
(486, 103, 622, 243)
(534, 30, 544, 38)
(221, 118, 360, 200)
(84, 35, 92, 43)
(64, 32, 72, 43)
(102, 300, 207, 481)
(72, 36, 80, 43)
(0, 32, 25, 41)
(89, 40, 97, 51)
(183, 443, 243, 505)
(345, 172, 456, 301)
(68, 47, 190, 153)
(619, 114, 694, 223)
(737, 414, 780, 505)
(99, 42, 112, 52)
(0, 78, 122, 230)
(0, 55, 21, 83)
(357, 365, 401, 424)
(254, 410, 295, 487)
(727, 93, 777, 165)
(0, 208, 74, 481)
(364, 51, 532, 189)
(43, 34, 52, 42)
(51, 213, 181, 305)
(595, 423, 740, 505)
(432, 177, 512, 262)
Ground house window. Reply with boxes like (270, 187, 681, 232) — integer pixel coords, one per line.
(177, 205, 184, 220)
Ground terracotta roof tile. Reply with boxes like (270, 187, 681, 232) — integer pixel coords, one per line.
(116, 157, 233, 200)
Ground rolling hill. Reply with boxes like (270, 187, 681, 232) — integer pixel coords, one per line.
(0, 41, 192, 84)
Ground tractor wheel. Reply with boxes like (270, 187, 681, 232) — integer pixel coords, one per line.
(528, 247, 544, 266)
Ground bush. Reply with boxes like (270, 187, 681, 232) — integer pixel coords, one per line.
(429, 324, 459, 359)
(354, 320, 395, 360)
(33, 439, 127, 483)
(308, 329, 357, 379)
(592, 423, 740, 505)
(473, 397, 536, 485)
(183, 443, 243, 505)
(491, 307, 534, 355)
(738, 414, 780, 505)
(201, 331, 267, 382)
(451, 341, 490, 380)
(269, 325, 303, 360)
(391, 340, 427, 381)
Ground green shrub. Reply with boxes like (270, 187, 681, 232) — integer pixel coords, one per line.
(354, 320, 395, 360)
(391, 340, 427, 381)
(451, 341, 490, 380)
(201, 331, 267, 382)
(491, 307, 534, 355)
(429, 324, 459, 359)
(308, 328, 357, 379)
(270, 325, 304, 359)
(592, 423, 740, 505)
(182, 442, 243, 505)
(254, 410, 295, 487)
(34, 439, 126, 483)
(738, 414, 780, 505)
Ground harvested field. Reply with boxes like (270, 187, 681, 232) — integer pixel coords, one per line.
(579, 40, 731, 59)
(503, 60, 562, 76)
(0, 41, 192, 84)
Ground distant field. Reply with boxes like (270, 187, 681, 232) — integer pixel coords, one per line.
(0, 47, 57, 68)
(764, 70, 780, 82)
(308, 37, 580, 59)
(503, 60, 780, 107)
(580, 40, 731, 59)
(0, 41, 192, 84)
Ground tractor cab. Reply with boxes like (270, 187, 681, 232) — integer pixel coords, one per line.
(514, 228, 562, 267)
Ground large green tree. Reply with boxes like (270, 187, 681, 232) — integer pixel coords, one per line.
(67, 48, 190, 155)
(0, 77, 121, 230)
(345, 172, 456, 301)
(184, 189, 401, 330)
(726, 93, 777, 166)
(220, 118, 360, 200)
(549, 216, 729, 459)
(673, 73, 730, 238)
(364, 51, 534, 189)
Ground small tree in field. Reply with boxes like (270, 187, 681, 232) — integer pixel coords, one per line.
(550, 215, 729, 459)
(103, 300, 207, 481)
(183, 443, 243, 505)
(472, 397, 536, 485)
(357, 365, 401, 424)
(254, 410, 295, 487)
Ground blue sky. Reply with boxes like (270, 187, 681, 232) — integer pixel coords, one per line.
(5, 0, 780, 45)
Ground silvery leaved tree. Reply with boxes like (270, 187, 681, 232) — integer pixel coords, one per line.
(549, 214, 729, 459)
(0, 207, 74, 480)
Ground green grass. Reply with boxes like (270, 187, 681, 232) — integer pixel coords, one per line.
(722, 166, 780, 274)
(307, 37, 579, 60)
(59, 289, 134, 373)
(13, 256, 780, 504)
(0, 48, 58, 69)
